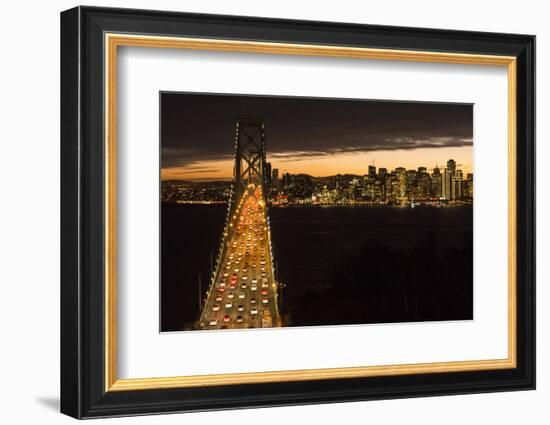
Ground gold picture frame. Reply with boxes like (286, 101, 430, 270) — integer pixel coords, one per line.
(61, 7, 535, 418)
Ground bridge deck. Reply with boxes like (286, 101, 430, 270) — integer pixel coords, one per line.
(198, 185, 280, 330)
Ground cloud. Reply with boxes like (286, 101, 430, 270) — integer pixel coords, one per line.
(163, 136, 472, 167)
(260, 136, 472, 162)
(334, 136, 473, 153)
(160, 92, 473, 176)
(269, 151, 330, 162)
(161, 148, 233, 168)
(170, 167, 223, 175)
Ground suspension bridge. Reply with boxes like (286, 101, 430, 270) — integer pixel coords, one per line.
(197, 119, 282, 330)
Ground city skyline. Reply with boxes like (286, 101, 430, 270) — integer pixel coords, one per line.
(162, 159, 472, 182)
(162, 158, 473, 206)
(161, 92, 473, 181)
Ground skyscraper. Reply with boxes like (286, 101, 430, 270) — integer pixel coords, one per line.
(265, 162, 272, 187)
(431, 166, 442, 198)
(282, 172, 291, 190)
(271, 168, 279, 190)
(442, 167, 452, 200)
(417, 167, 430, 199)
(368, 165, 376, 179)
(406, 169, 417, 201)
(395, 167, 407, 204)
(441, 159, 456, 200)
(465, 173, 474, 198)
(378, 168, 388, 201)
(447, 159, 456, 174)
(452, 169, 464, 200)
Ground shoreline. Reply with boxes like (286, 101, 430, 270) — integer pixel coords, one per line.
(161, 201, 473, 208)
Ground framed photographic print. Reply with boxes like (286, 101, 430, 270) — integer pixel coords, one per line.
(60, 6, 535, 419)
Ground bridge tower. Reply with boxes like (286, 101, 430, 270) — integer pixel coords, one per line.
(233, 118, 268, 199)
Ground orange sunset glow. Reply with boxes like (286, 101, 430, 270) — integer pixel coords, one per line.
(161, 146, 473, 181)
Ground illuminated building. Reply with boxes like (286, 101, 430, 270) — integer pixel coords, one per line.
(452, 169, 464, 200)
(431, 166, 442, 198)
(272, 168, 279, 190)
(265, 162, 272, 187)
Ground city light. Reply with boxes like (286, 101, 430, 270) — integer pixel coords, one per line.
(162, 159, 473, 208)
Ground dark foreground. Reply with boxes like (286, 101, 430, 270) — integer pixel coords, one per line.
(161, 204, 473, 331)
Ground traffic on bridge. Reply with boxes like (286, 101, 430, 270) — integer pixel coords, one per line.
(198, 184, 281, 329)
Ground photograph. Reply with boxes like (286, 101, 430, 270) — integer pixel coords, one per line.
(160, 92, 474, 332)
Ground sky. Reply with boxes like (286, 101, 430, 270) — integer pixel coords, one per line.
(160, 92, 473, 181)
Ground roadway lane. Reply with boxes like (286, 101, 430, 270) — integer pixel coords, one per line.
(198, 185, 280, 330)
